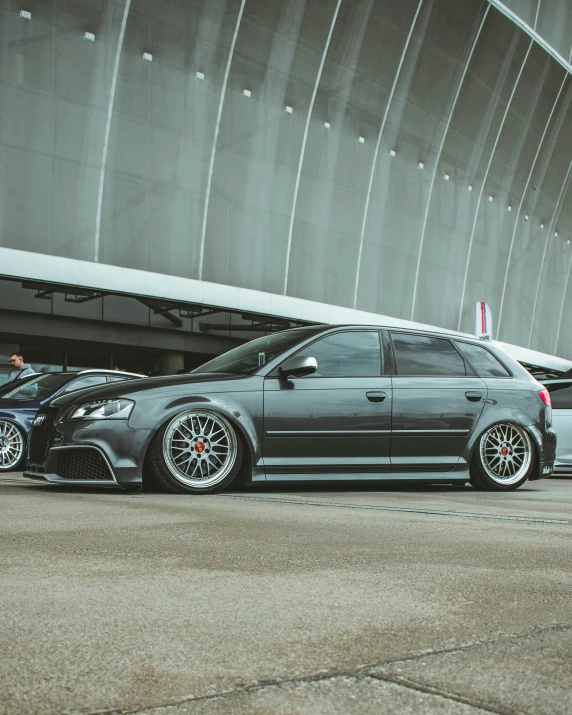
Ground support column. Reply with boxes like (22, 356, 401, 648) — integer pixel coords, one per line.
(155, 352, 185, 375)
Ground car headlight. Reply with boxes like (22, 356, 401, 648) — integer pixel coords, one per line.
(69, 399, 134, 421)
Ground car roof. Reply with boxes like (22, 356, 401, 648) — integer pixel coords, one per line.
(317, 324, 488, 344)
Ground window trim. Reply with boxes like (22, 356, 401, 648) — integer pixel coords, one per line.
(268, 329, 385, 379)
(454, 340, 513, 379)
(389, 331, 474, 379)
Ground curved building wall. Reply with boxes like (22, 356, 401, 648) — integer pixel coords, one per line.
(500, 0, 572, 63)
(1, 0, 572, 356)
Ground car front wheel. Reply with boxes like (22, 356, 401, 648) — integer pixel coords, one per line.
(0, 421, 26, 472)
(146, 409, 242, 494)
(469, 422, 535, 491)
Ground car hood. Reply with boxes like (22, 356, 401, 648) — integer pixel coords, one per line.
(0, 398, 41, 410)
(50, 373, 251, 408)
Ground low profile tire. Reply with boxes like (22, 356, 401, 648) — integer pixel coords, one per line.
(469, 422, 536, 491)
(0, 421, 26, 472)
(146, 410, 242, 494)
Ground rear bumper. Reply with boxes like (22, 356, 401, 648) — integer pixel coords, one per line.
(553, 461, 572, 476)
(528, 424, 556, 480)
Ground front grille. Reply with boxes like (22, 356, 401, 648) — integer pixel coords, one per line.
(58, 448, 114, 481)
(27, 407, 60, 466)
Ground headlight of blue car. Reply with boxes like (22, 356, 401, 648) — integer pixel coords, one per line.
(69, 399, 134, 420)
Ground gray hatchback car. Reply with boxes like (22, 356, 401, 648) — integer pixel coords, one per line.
(24, 325, 556, 493)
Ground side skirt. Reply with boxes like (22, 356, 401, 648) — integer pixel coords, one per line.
(254, 471, 469, 483)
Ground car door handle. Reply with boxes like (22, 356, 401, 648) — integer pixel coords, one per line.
(465, 391, 483, 402)
(366, 391, 386, 402)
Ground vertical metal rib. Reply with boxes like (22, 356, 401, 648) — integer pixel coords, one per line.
(283, 0, 343, 295)
(456, 39, 534, 331)
(409, 5, 489, 321)
(94, 0, 132, 262)
(352, 0, 424, 309)
(497, 71, 567, 335)
(554, 251, 572, 354)
(528, 157, 572, 347)
(198, 0, 246, 281)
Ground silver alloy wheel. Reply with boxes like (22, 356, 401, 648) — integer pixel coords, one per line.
(163, 410, 238, 489)
(479, 423, 532, 485)
(0, 421, 25, 471)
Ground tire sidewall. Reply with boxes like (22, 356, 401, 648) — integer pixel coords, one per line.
(470, 422, 536, 491)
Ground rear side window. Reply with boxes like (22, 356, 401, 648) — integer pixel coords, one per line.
(294, 331, 382, 377)
(391, 333, 467, 377)
(546, 383, 572, 409)
(456, 342, 511, 378)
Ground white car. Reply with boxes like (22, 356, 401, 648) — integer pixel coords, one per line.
(544, 379, 572, 476)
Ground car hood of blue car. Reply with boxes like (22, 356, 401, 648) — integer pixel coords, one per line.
(0, 398, 42, 411)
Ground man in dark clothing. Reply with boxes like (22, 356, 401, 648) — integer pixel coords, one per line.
(8, 353, 36, 382)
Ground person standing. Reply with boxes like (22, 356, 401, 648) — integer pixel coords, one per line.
(8, 352, 36, 382)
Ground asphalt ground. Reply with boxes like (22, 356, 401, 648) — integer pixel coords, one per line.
(1, 473, 571, 715)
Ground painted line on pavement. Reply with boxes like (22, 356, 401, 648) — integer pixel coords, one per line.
(220, 494, 572, 525)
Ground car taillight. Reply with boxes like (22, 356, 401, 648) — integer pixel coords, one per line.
(539, 388, 551, 407)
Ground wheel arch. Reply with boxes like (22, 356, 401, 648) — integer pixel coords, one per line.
(463, 406, 541, 464)
(467, 416, 541, 483)
(140, 399, 259, 484)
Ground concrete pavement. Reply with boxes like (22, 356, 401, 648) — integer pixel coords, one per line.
(1, 474, 571, 714)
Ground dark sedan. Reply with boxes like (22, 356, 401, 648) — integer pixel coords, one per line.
(0, 370, 141, 471)
(23, 325, 555, 492)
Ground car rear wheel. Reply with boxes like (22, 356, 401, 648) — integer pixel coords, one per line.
(0, 421, 26, 472)
(470, 422, 535, 491)
(146, 410, 242, 494)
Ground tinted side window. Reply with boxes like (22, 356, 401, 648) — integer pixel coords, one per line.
(107, 375, 132, 383)
(391, 334, 467, 377)
(60, 375, 108, 393)
(456, 342, 510, 378)
(294, 331, 382, 377)
(546, 383, 572, 409)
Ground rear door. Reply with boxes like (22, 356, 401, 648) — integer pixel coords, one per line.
(263, 330, 392, 478)
(388, 332, 487, 473)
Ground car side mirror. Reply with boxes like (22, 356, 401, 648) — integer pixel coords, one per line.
(279, 356, 317, 378)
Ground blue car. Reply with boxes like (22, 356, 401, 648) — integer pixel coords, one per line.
(0, 370, 142, 472)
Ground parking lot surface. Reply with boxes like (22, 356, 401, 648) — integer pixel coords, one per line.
(1, 473, 571, 714)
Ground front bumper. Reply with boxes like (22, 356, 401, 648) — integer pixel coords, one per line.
(24, 419, 152, 489)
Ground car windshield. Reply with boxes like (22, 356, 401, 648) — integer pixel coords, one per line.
(1, 373, 72, 401)
(192, 328, 322, 376)
(0, 374, 37, 396)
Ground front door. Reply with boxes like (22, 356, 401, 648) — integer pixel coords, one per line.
(389, 332, 487, 473)
(263, 330, 392, 480)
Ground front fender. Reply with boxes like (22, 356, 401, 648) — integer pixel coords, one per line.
(0, 412, 32, 436)
(130, 391, 263, 474)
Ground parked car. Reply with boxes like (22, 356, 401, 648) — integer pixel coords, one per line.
(23, 325, 555, 493)
(542, 379, 572, 476)
(0, 370, 142, 472)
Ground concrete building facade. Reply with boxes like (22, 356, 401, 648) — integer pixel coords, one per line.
(1, 0, 572, 373)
